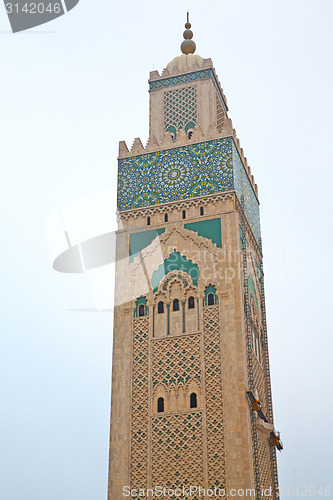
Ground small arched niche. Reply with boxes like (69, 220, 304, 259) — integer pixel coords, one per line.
(190, 392, 198, 409)
(135, 296, 147, 318)
(157, 397, 164, 413)
(204, 285, 217, 307)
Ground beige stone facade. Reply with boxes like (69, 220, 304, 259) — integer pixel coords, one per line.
(108, 48, 280, 500)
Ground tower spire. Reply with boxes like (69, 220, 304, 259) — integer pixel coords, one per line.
(181, 12, 196, 54)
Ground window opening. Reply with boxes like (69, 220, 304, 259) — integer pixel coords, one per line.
(190, 393, 197, 408)
(188, 296, 195, 309)
(173, 299, 179, 311)
(157, 397, 164, 413)
(208, 293, 215, 306)
(138, 304, 145, 317)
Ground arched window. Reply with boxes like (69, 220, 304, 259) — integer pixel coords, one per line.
(147, 216, 151, 226)
(190, 393, 197, 409)
(208, 293, 215, 306)
(200, 207, 204, 216)
(188, 130, 193, 139)
(173, 298, 179, 311)
(164, 213, 168, 223)
(157, 301, 164, 314)
(138, 304, 145, 317)
(204, 285, 217, 307)
(136, 296, 147, 318)
(188, 296, 195, 309)
(182, 210, 186, 219)
(157, 397, 164, 413)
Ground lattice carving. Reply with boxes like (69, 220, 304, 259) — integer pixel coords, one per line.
(253, 353, 269, 418)
(203, 305, 226, 488)
(216, 93, 225, 133)
(130, 318, 149, 492)
(152, 334, 201, 388)
(258, 434, 274, 495)
(164, 86, 197, 132)
(152, 412, 204, 498)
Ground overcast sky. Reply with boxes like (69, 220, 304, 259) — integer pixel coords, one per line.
(0, 1, 332, 499)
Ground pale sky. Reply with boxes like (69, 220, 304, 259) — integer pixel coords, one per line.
(0, 1, 332, 499)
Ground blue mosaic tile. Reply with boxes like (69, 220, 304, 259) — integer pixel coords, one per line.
(232, 142, 261, 241)
(117, 138, 233, 211)
(149, 70, 212, 90)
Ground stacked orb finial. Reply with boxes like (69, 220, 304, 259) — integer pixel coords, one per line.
(181, 12, 196, 55)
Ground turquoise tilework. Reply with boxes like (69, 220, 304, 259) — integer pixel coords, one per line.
(117, 138, 233, 211)
(232, 142, 261, 241)
(184, 218, 222, 248)
(129, 228, 165, 263)
(150, 69, 211, 90)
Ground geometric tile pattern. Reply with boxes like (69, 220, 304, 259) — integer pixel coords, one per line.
(232, 141, 261, 241)
(118, 138, 233, 210)
(152, 334, 201, 388)
(164, 86, 197, 133)
(203, 304, 226, 489)
(150, 69, 212, 91)
(152, 412, 204, 497)
(130, 318, 149, 492)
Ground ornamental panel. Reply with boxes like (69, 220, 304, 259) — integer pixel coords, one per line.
(130, 318, 149, 491)
(258, 434, 275, 494)
(151, 412, 204, 498)
(117, 138, 233, 210)
(203, 304, 226, 490)
(164, 86, 197, 133)
(152, 334, 201, 389)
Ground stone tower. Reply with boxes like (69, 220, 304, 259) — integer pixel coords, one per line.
(108, 17, 282, 500)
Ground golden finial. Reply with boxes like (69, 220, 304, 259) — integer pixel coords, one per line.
(181, 12, 196, 55)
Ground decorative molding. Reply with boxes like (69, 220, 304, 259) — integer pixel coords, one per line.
(118, 191, 235, 220)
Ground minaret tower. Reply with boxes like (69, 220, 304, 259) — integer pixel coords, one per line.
(108, 16, 282, 500)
